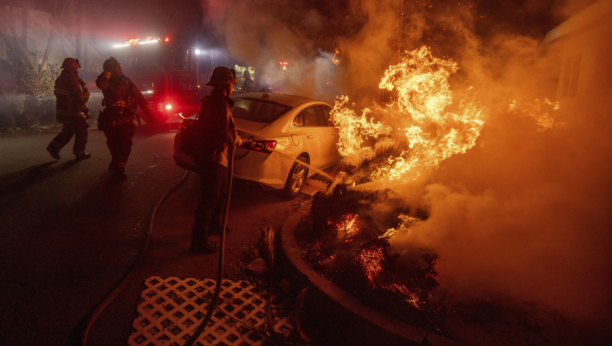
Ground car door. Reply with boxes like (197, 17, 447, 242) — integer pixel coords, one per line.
(316, 105, 341, 167)
(291, 106, 327, 169)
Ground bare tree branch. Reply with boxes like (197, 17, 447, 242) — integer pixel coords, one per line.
(0, 26, 15, 52)
(38, 32, 55, 72)
(39, 0, 75, 72)
(0, 6, 36, 70)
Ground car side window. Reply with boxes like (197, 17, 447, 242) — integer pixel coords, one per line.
(292, 113, 304, 127)
(317, 105, 334, 126)
(301, 106, 325, 126)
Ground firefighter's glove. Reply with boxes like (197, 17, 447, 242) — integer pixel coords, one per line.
(243, 137, 255, 148)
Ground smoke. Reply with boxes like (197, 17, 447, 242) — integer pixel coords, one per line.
(201, 0, 611, 325)
(201, 0, 403, 103)
(392, 103, 612, 322)
(387, 4, 612, 324)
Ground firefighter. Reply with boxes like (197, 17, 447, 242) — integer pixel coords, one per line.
(242, 70, 255, 92)
(95, 57, 153, 180)
(189, 66, 244, 254)
(46, 57, 91, 161)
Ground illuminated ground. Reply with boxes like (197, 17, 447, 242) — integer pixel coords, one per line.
(0, 125, 302, 346)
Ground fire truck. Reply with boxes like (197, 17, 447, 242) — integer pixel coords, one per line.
(110, 37, 202, 123)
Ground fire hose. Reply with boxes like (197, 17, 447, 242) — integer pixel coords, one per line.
(81, 138, 240, 346)
(183, 144, 235, 346)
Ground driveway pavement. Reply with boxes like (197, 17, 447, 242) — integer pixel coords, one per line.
(0, 126, 308, 346)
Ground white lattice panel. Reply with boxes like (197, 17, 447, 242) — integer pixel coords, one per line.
(128, 277, 295, 346)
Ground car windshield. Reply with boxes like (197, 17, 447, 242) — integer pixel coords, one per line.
(232, 98, 291, 123)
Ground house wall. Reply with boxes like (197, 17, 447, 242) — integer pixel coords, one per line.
(544, 0, 612, 124)
(556, 19, 612, 116)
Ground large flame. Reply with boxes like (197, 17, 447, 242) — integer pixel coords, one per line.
(331, 96, 391, 165)
(331, 46, 486, 181)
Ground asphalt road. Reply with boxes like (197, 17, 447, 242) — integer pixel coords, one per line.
(0, 124, 304, 346)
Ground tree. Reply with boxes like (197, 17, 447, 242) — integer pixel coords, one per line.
(0, 0, 77, 72)
(0, 0, 77, 131)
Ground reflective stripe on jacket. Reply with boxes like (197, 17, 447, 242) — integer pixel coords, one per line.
(54, 70, 90, 124)
(95, 73, 152, 127)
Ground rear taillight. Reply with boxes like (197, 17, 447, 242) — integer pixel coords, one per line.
(240, 139, 277, 154)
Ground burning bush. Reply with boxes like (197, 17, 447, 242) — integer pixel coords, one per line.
(295, 183, 444, 331)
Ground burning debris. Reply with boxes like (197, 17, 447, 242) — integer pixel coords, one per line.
(295, 183, 443, 330)
(294, 45, 577, 337)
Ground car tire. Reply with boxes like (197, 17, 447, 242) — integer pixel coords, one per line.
(283, 155, 309, 199)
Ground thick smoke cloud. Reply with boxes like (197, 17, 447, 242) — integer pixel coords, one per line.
(394, 31, 611, 327)
(386, 1, 612, 323)
(201, 0, 611, 324)
(201, 0, 402, 103)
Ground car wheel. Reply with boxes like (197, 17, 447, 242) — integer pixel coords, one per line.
(283, 155, 309, 199)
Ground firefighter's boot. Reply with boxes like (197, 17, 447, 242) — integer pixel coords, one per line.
(109, 162, 127, 181)
(75, 152, 92, 161)
(46, 145, 61, 160)
(189, 229, 219, 254)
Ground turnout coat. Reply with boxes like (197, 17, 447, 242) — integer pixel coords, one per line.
(54, 69, 90, 124)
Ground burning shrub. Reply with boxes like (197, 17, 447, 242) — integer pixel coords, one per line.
(295, 183, 444, 331)
(354, 238, 440, 308)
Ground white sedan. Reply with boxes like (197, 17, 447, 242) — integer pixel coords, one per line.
(173, 92, 340, 198)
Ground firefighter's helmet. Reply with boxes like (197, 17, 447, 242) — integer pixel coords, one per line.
(206, 66, 238, 86)
(103, 57, 121, 72)
(61, 57, 80, 70)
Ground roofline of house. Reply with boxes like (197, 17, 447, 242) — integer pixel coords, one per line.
(543, 0, 612, 45)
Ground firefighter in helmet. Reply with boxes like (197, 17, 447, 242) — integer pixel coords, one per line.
(46, 57, 91, 161)
(95, 57, 153, 180)
(189, 66, 244, 253)
(242, 70, 255, 92)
